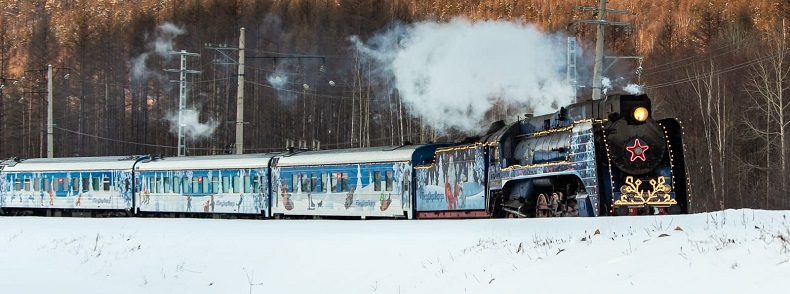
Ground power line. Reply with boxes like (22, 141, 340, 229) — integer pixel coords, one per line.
(54, 126, 233, 153)
(641, 36, 758, 73)
(244, 79, 352, 100)
(644, 49, 787, 90)
(1, 105, 105, 138)
(246, 64, 346, 82)
(244, 48, 348, 59)
(54, 124, 425, 154)
(636, 36, 762, 79)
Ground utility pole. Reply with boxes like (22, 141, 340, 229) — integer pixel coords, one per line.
(166, 50, 201, 157)
(572, 0, 631, 100)
(47, 64, 53, 158)
(20, 66, 68, 158)
(591, 0, 607, 101)
(206, 38, 326, 153)
(235, 28, 245, 155)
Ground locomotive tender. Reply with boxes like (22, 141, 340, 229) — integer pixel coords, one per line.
(0, 93, 689, 219)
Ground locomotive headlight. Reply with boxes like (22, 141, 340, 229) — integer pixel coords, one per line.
(633, 107, 649, 122)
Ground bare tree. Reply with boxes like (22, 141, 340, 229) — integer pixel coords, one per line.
(744, 30, 790, 207)
(688, 60, 731, 211)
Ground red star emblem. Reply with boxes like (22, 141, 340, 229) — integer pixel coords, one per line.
(626, 138, 649, 162)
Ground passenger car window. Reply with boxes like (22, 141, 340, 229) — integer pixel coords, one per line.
(386, 170, 393, 191)
(252, 176, 260, 193)
(233, 176, 241, 193)
(243, 175, 251, 193)
(222, 176, 230, 193)
(163, 177, 171, 193)
(342, 172, 350, 192)
(331, 172, 339, 192)
(212, 176, 219, 193)
(374, 171, 381, 191)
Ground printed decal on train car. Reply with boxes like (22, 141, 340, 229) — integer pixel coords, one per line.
(136, 168, 267, 214)
(270, 162, 411, 217)
(415, 145, 486, 211)
(0, 170, 132, 210)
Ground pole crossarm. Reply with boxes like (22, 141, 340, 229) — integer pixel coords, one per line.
(0, 77, 23, 89)
(205, 43, 240, 67)
(165, 69, 202, 74)
(168, 51, 200, 57)
(573, 6, 631, 14)
(571, 20, 631, 26)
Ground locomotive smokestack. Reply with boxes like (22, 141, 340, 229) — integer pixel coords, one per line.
(484, 120, 506, 135)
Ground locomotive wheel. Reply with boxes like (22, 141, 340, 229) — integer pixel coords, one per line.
(489, 193, 506, 218)
(667, 205, 682, 215)
(615, 205, 630, 216)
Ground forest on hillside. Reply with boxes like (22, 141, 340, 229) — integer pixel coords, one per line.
(1, 0, 789, 212)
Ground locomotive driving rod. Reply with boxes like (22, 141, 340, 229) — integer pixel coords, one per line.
(502, 207, 528, 218)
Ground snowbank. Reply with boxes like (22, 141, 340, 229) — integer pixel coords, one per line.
(1, 209, 788, 293)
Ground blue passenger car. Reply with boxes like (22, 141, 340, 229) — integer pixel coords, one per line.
(0, 156, 138, 215)
(270, 145, 445, 219)
(134, 154, 274, 216)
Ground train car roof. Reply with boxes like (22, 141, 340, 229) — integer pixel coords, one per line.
(274, 145, 442, 167)
(135, 153, 276, 171)
(0, 156, 140, 172)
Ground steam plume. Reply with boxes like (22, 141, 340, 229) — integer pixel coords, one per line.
(353, 18, 576, 133)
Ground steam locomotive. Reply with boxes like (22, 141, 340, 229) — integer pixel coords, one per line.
(0, 93, 689, 219)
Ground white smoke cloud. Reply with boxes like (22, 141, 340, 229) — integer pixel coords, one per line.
(352, 18, 575, 133)
(268, 74, 288, 88)
(154, 23, 185, 55)
(267, 66, 297, 103)
(165, 109, 220, 141)
(623, 83, 643, 94)
(129, 23, 220, 144)
(131, 22, 186, 80)
(602, 77, 612, 95)
(131, 54, 150, 80)
(602, 76, 644, 95)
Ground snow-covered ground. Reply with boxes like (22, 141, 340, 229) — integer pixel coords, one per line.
(1, 209, 788, 293)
